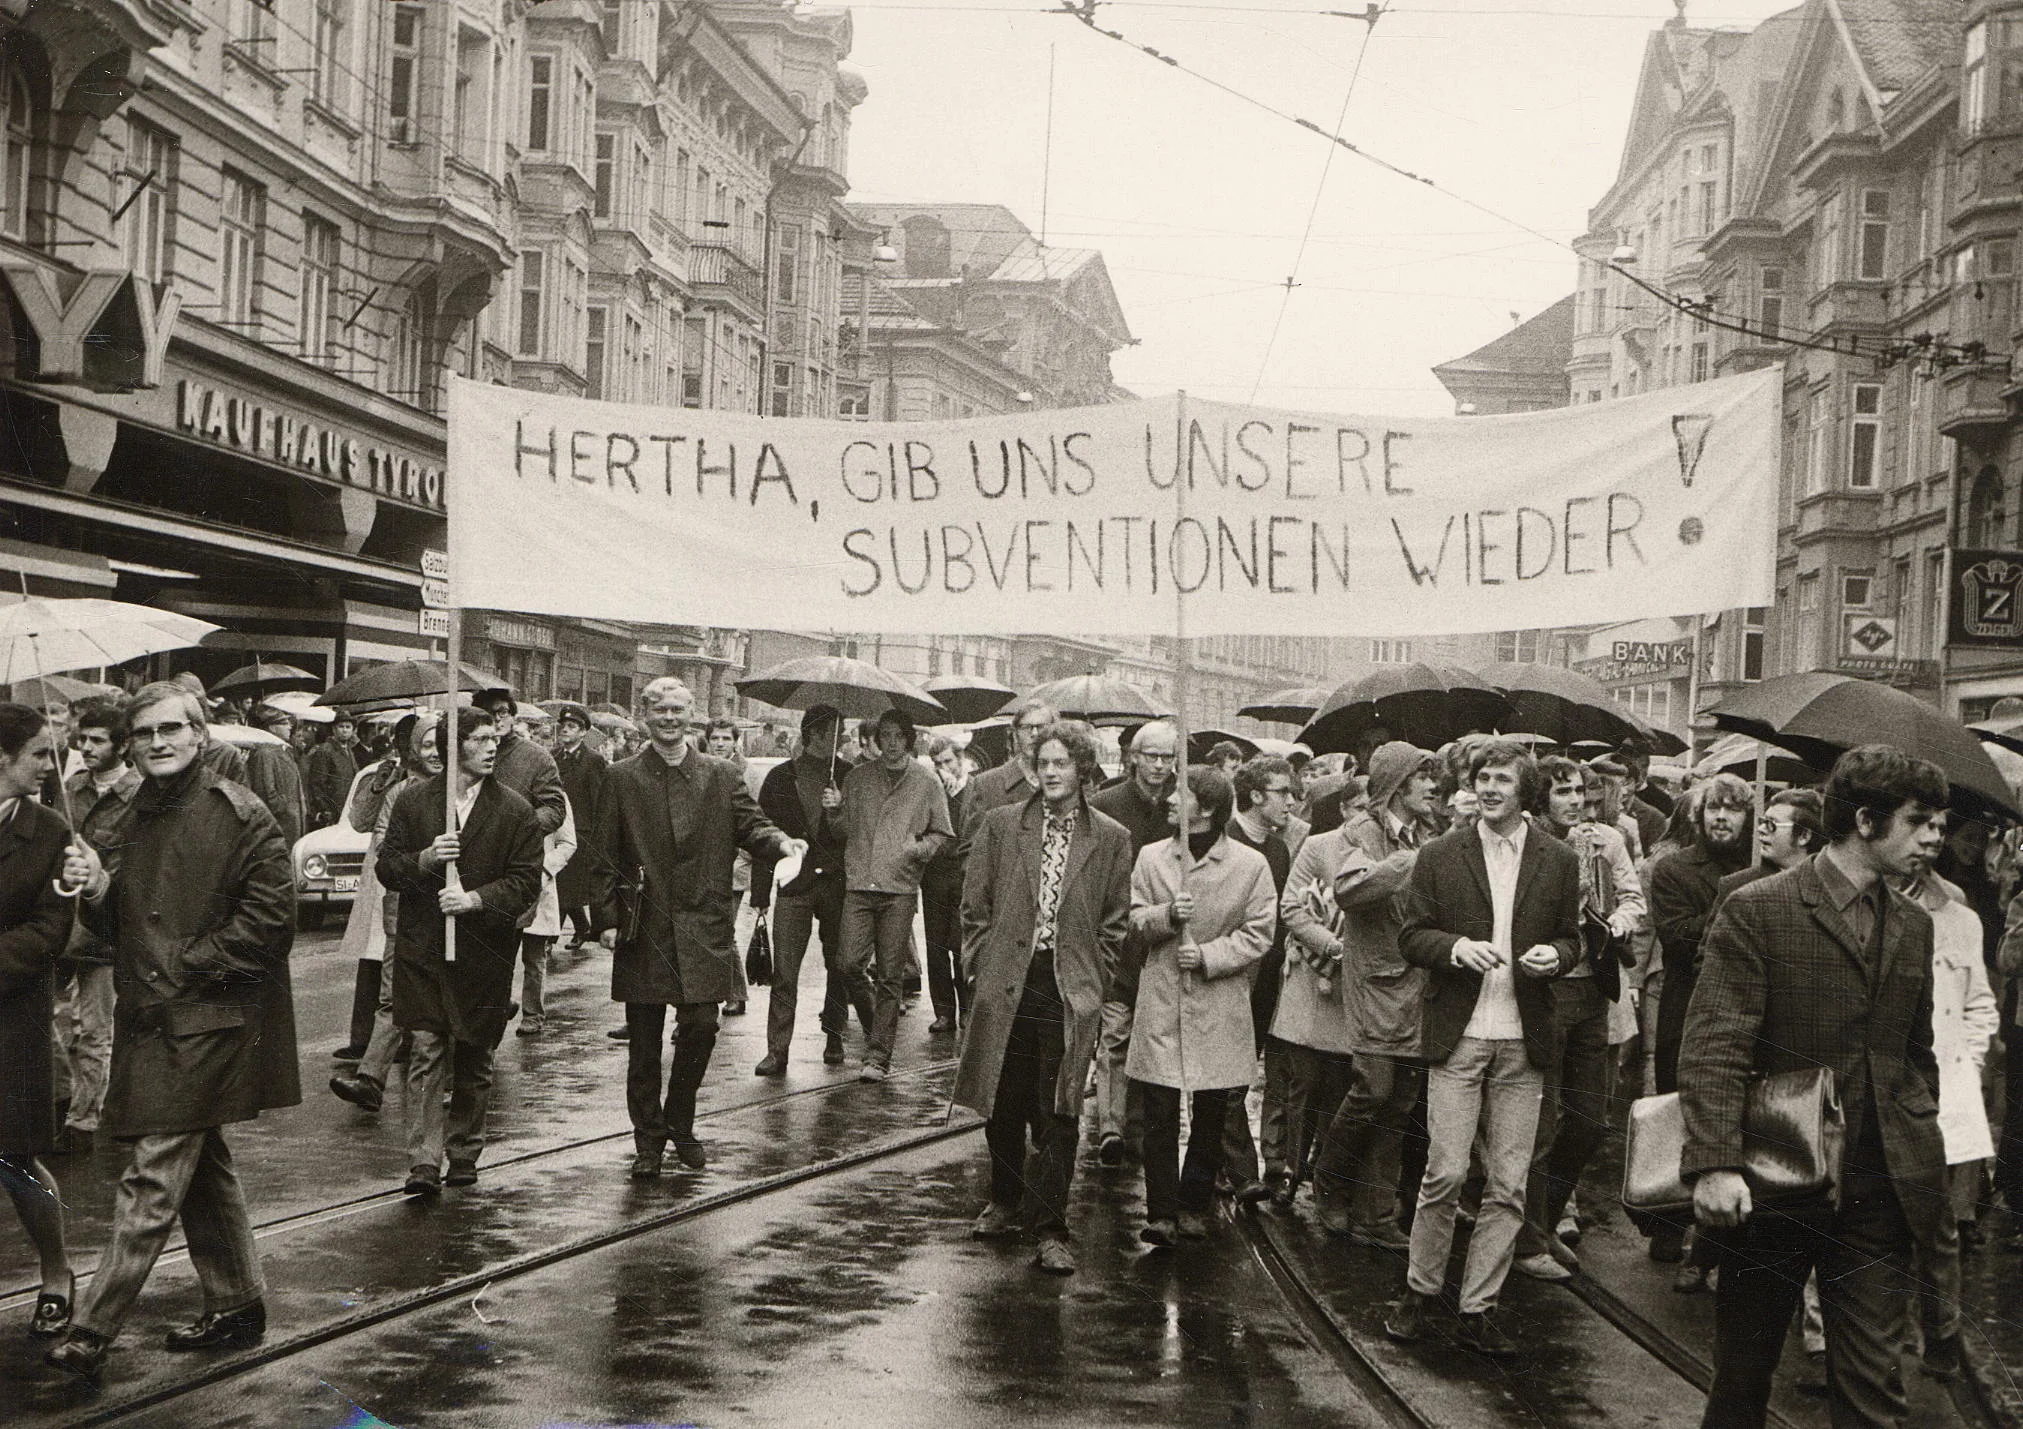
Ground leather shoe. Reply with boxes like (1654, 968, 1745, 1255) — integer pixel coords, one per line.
(607, 1026, 631, 1041)
(755, 1053, 787, 1077)
(1096, 1134, 1126, 1168)
(164, 1300, 265, 1353)
(1384, 1290, 1433, 1343)
(1348, 1219, 1412, 1252)
(929, 1016, 955, 1034)
(972, 1201, 1021, 1239)
(823, 1034, 845, 1066)
(1139, 1218, 1178, 1247)
(1033, 1237, 1076, 1274)
(673, 1140, 707, 1171)
(404, 1164, 441, 1196)
(46, 1326, 111, 1375)
(1267, 1174, 1297, 1209)
(723, 1000, 746, 1016)
(1455, 1312, 1518, 1359)
(329, 1072, 383, 1113)
(1231, 1179, 1271, 1207)
(30, 1271, 74, 1337)
(630, 1148, 663, 1179)
(858, 1061, 888, 1083)
(445, 1160, 478, 1187)
(1514, 1251, 1574, 1283)
(331, 1044, 365, 1062)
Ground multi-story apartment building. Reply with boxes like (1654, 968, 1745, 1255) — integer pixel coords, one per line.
(0, 0, 877, 711)
(1569, 0, 2023, 726)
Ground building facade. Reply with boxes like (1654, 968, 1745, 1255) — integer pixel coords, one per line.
(1569, 0, 2023, 726)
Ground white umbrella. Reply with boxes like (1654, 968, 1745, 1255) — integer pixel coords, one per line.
(208, 721, 287, 747)
(264, 689, 334, 724)
(0, 598, 218, 682)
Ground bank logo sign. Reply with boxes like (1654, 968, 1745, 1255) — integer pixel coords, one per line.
(1952, 550, 2023, 646)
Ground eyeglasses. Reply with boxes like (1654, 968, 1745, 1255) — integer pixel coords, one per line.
(1137, 751, 1177, 764)
(1756, 817, 1796, 834)
(128, 721, 192, 743)
(1264, 785, 1296, 797)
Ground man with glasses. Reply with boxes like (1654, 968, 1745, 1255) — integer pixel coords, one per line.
(49, 683, 298, 1374)
(1089, 720, 1179, 1165)
(966, 699, 1059, 820)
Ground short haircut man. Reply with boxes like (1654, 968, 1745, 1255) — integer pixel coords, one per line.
(1683, 745, 1950, 1427)
(968, 699, 1058, 816)
(1387, 739, 1581, 1354)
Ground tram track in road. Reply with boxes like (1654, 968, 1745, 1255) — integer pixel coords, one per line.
(0, 1056, 960, 1317)
(37, 1107, 984, 1429)
(1236, 1205, 1807, 1429)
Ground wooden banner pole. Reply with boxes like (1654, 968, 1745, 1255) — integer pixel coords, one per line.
(443, 603, 461, 964)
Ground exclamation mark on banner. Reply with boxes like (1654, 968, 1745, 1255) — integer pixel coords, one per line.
(1672, 413, 1714, 546)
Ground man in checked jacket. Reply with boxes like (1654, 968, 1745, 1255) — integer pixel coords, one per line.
(1682, 744, 1952, 1429)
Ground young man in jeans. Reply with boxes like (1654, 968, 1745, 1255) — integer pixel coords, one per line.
(826, 708, 952, 1080)
(1386, 739, 1581, 1358)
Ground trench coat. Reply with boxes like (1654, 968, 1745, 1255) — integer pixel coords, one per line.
(553, 744, 608, 910)
(378, 775, 544, 1048)
(83, 764, 300, 1137)
(592, 748, 789, 1006)
(337, 761, 402, 964)
(1125, 833, 1276, 1092)
(0, 800, 74, 1155)
(1921, 880, 1998, 1165)
(528, 798, 578, 939)
(1270, 826, 1356, 1056)
(951, 796, 1132, 1120)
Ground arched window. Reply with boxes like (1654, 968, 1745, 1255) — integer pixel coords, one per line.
(1, 56, 36, 241)
(1969, 464, 2008, 547)
(902, 216, 950, 278)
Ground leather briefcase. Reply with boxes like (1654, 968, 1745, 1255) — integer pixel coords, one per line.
(1622, 1067, 1844, 1220)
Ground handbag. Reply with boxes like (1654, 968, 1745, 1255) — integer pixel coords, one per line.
(744, 910, 773, 985)
(1621, 1066, 1844, 1224)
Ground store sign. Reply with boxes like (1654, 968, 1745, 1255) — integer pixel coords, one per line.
(1836, 655, 1938, 679)
(485, 617, 555, 650)
(1950, 549, 2023, 646)
(174, 379, 446, 512)
(0, 264, 181, 389)
(1610, 638, 1693, 666)
(418, 609, 450, 637)
(1842, 613, 1900, 661)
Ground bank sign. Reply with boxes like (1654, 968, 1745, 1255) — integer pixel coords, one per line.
(1951, 550, 2023, 647)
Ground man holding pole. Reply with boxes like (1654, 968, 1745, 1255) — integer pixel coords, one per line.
(594, 678, 802, 1177)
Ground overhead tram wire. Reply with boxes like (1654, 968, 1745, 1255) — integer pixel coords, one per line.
(1244, 4, 1385, 405)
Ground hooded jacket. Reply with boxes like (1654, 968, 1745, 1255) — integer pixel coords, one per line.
(1326, 741, 1437, 1057)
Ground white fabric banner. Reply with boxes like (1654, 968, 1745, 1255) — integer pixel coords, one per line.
(446, 367, 1780, 637)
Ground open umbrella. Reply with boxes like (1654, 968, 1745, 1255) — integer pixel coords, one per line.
(922, 673, 1018, 725)
(1298, 663, 1512, 756)
(1475, 660, 1687, 756)
(1692, 732, 1820, 786)
(263, 689, 334, 724)
(1238, 685, 1334, 726)
(210, 661, 320, 698)
(1188, 728, 1260, 763)
(588, 710, 636, 735)
(316, 658, 497, 708)
(207, 721, 287, 748)
(1707, 672, 2021, 820)
(8, 674, 119, 706)
(735, 655, 946, 724)
(0, 598, 219, 683)
(1026, 673, 1170, 727)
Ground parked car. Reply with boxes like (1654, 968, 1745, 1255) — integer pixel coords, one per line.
(292, 765, 371, 929)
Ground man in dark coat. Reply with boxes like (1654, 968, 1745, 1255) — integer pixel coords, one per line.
(243, 704, 308, 849)
(303, 714, 360, 830)
(595, 677, 801, 1177)
(922, 734, 975, 1034)
(50, 682, 297, 1374)
(1387, 738, 1580, 1358)
(1650, 774, 1753, 1095)
(550, 703, 607, 946)
(751, 704, 871, 1074)
(1683, 746, 1951, 1428)
(955, 722, 1132, 1275)
(477, 690, 568, 839)
(377, 707, 543, 1196)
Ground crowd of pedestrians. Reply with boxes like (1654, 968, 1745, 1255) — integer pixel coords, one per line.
(3, 669, 2020, 1429)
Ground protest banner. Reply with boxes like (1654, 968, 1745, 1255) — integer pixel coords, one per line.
(445, 367, 1779, 636)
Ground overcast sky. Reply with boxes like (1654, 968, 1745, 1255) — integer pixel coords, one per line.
(845, 0, 1805, 416)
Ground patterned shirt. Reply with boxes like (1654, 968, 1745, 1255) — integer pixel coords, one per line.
(1032, 804, 1078, 957)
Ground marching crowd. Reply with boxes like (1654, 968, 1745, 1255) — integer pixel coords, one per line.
(0, 672, 2015, 1429)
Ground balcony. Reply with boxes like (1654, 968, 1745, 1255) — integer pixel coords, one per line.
(690, 243, 764, 319)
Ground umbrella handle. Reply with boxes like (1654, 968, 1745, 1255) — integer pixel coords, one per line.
(51, 878, 81, 900)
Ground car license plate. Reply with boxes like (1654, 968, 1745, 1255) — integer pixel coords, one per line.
(332, 876, 360, 893)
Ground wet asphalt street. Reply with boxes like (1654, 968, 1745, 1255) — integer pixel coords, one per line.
(2, 919, 2017, 1428)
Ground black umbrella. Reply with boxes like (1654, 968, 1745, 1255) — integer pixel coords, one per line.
(1238, 685, 1334, 726)
(1707, 672, 2020, 821)
(1298, 663, 1512, 756)
(1693, 732, 1821, 786)
(316, 658, 498, 708)
(211, 661, 321, 698)
(736, 655, 946, 724)
(922, 673, 1018, 725)
(1026, 673, 1170, 727)
(1476, 660, 1688, 757)
(1188, 728, 1260, 763)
